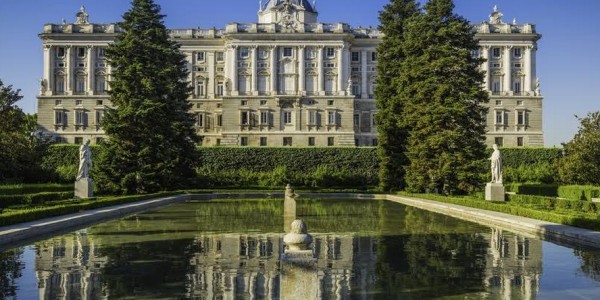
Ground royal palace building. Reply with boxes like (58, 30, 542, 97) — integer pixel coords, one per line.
(37, 1, 543, 147)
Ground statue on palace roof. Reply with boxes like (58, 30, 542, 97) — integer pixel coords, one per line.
(75, 5, 89, 25)
(489, 5, 504, 25)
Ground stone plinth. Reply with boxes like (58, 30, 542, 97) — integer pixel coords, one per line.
(485, 183, 505, 201)
(280, 251, 318, 299)
(75, 178, 93, 199)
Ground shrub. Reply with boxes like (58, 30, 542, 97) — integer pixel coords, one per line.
(558, 185, 600, 201)
(504, 183, 558, 197)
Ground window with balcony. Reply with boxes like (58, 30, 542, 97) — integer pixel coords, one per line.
(327, 111, 336, 125)
(75, 110, 87, 126)
(241, 111, 250, 125)
(196, 79, 205, 97)
(283, 111, 293, 125)
(216, 81, 224, 97)
(517, 111, 529, 126)
(54, 110, 66, 125)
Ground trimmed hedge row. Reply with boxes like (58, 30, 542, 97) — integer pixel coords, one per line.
(490, 147, 563, 168)
(0, 192, 74, 208)
(507, 194, 599, 214)
(401, 192, 600, 231)
(505, 183, 559, 197)
(504, 183, 600, 200)
(0, 183, 72, 195)
(558, 186, 600, 201)
(0, 191, 180, 227)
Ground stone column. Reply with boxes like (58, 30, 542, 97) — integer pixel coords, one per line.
(481, 46, 490, 91)
(207, 51, 216, 98)
(298, 46, 305, 95)
(251, 46, 258, 95)
(186, 52, 194, 96)
(232, 47, 239, 95)
(337, 46, 344, 95)
(317, 46, 324, 95)
(43, 45, 52, 95)
(524, 45, 532, 93)
(271, 46, 278, 95)
(66, 46, 72, 94)
(361, 50, 368, 99)
(342, 45, 350, 94)
(503, 46, 512, 94)
(87, 46, 94, 95)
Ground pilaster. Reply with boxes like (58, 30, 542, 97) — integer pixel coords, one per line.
(251, 46, 258, 95)
(298, 46, 305, 95)
(66, 46, 72, 94)
(337, 46, 344, 95)
(207, 51, 216, 97)
(361, 50, 368, 99)
(43, 45, 52, 95)
(186, 52, 194, 96)
(524, 46, 532, 93)
(503, 46, 512, 94)
(87, 46, 94, 95)
(481, 46, 490, 91)
(317, 46, 324, 95)
(271, 46, 278, 95)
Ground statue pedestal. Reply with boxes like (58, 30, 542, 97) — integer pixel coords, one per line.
(485, 183, 505, 201)
(75, 178, 93, 199)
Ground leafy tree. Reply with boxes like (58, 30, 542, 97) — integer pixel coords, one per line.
(375, 0, 420, 192)
(96, 0, 199, 194)
(0, 80, 49, 182)
(558, 112, 600, 185)
(399, 0, 488, 194)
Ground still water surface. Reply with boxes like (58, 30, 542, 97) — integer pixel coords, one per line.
(1, 198, 600, 299)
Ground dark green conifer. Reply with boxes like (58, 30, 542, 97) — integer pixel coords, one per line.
(400, 0, 488, 194)
(375, 0, 420, 192)
(96, 0, 198, 194)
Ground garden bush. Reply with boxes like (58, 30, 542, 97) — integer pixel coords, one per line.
(0, 191, 74, 207)
(504, 183, 558, 197)
(557, 185, 600, 201)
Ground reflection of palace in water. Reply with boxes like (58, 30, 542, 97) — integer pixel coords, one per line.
(34, 228, 542, 299)
(485, 228, 542, 299)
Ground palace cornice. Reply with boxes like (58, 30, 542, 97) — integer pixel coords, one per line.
(475, 33, 541, 42)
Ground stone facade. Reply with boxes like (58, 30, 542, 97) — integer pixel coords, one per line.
(37, 3, 543, 147)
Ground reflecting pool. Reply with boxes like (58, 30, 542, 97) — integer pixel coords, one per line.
(1, 198, 600, 299)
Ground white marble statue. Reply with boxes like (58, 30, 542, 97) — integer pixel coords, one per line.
(489, 144, 502, 184)
(346, 78, 353, 95)
(535, 78, 541, 96)
(76, 139, 92, 180)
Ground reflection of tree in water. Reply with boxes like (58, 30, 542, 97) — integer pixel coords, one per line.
(98, 239, 196, 299)
(0, 248, 23, 299)
(576, 249, 600, 282)
(374, 206, 488, 298)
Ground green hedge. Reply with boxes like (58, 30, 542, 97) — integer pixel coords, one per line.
(0, 191, 180, 226)
(0, 192, 75, 208)
(0, 183, 72, 195)
(558, 186, 600, 201)
(504, 183, 559, 197)
(507, 194, 599, 214)
(402, 192, 600, 231)
(39, 145, 564, 186)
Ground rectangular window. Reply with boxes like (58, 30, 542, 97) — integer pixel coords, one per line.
(326, 47, 335, 58)
(327, 100, 334, 106)
(517, 137, 524, 147)
(260, 100, 267, 106)
(492, 81, 501, 94)
(241, 111, 250, 125)
(75, 77, 85, 94)
(240, 137, 248, 146)
(327, 111, 336, 125)
(492, 47, 501, 58)
(283, 137, 292, 146)
(216, 82, 224, 96)
(494, 137, 504, 147)
(57, 47, 65, 58)
(514, 63, 522, 68)
(326, 63, 335, 68)
(54, 110, 65, 125)
(517, 100, 524, 106)
(351, 52, 360, 62)
(196, 51, 205, 62)
(353, 114, 360, 127)
(75, 110, 86, 126)
(495, 100, 502, 106)
(260, 111, 269, 125)
(308, 137, 315, 146)
(196, 81, 205, 96)
(75, 100, 83, 106)
(241, 100, 248, 106)
(352, 84, 360, 96)
(371, 52, 377, 61)
(283, 47, 293, 57)
(283, 111, 292, 125)
(308, 110, 317, 125)
(327, 137, 334, 146)
(197, 114, 204, 127)
(74, 137, 83, 145)
(514, 81, 521, 94)
(97, 48, 105, 58)
(96, 100, 103, 106)
(517, 111, 528, 125)
(217, 114, 223, 127)
(95, 110, 103, 125)
(77, 47, 86, 58)
(513, 48, 522, 58)
(372, 139, 378, 146)
(260, 137, 267, 146)
(240, 47, 249, 58)
(216, 52, 224, 62)
(495, 111, 503, 124)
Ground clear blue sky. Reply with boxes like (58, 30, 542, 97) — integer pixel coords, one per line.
(0, 0, 598, 147)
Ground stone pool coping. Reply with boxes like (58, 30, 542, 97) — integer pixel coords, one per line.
(0, 192, 599, 250)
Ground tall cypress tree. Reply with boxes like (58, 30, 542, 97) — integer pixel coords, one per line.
(400, 0, 488, 194)
(96, 0, 198, 194)
(375, 0, 420, 192)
